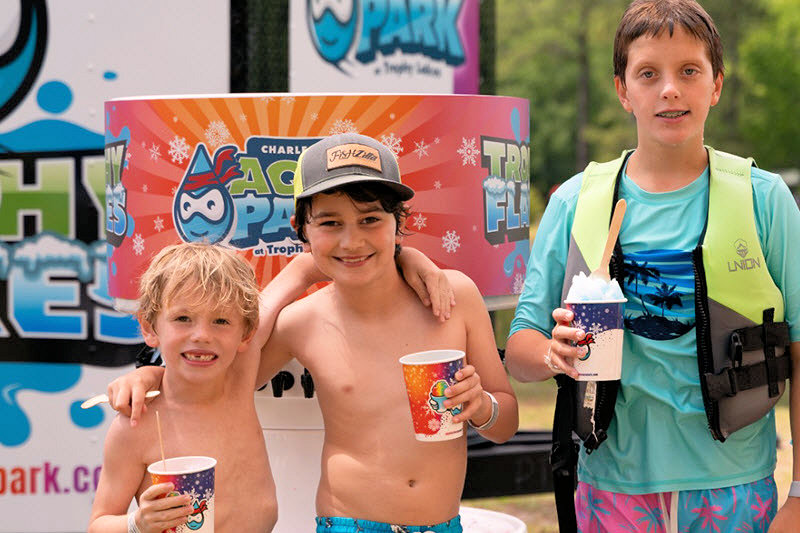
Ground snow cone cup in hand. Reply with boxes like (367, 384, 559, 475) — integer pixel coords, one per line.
(147, 456, 216, 533)
(400, 349, 465, 442)
(564, 300, 626, 381)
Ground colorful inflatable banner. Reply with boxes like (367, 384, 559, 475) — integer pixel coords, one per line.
(289, 0, 480, 94)
(104, 94, 530, 309)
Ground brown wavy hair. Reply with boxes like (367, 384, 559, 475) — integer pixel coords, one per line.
(614, 0, 724, 85)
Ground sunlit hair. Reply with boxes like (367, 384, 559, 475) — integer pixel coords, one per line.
(138, 242, 259, 335)
(614, 0, 724, 84)
(294, 182, 411, 254)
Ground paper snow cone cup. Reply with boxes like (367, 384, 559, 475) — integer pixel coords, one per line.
(564, 299, 626, 381)
(147, 456, 216, 533)
(399, 349, 465, 442)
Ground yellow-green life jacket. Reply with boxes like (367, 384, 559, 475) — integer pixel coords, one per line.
(561, 146, 790, 444)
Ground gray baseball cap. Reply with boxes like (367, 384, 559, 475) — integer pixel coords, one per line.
(293, 133, 414, 202)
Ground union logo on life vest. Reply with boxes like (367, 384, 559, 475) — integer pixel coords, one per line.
(728, 238, 761, 272)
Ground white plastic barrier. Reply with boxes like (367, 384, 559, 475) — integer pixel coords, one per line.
(256, 360, 325, 532)
(460, 506, 527, 533)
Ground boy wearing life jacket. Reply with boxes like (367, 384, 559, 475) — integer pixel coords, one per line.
(505, 1, 800, 532)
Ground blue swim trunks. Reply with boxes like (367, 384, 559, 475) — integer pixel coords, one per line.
(315, 515, 462, 533)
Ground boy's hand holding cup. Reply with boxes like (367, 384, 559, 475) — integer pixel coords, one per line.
(562, 272, 627, 381)
(146, 456, 217, 532)
(134, 483, 193, 533)
(400, 349, 467, 441)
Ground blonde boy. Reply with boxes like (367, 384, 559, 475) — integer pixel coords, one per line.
(89, 243, 278, 533)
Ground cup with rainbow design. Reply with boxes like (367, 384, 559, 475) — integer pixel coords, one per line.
(147, 456, 216, 532)
(399, 349, 465, 442)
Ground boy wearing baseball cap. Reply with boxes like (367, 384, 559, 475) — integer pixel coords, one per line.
(261, 132, 519, 533)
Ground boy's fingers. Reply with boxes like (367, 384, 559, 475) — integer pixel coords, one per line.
(552, 308, 573, 325)
(548, 346, 580, 379)
(129, 384, 149, 427)
(435, 275, 454, 320)
(408, 275, 431, 307)
(457, 365, 476, 378)
(112, 385, 133, 418)
(141, 482, 174, 500)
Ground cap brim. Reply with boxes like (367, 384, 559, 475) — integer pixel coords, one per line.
(295, 174, 414, 200)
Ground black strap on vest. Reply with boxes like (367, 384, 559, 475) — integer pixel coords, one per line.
(704, 312, 791, 400)
(550, 374, 578, 533)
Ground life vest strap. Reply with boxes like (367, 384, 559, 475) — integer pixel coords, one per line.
(704, 353, 791, 401)
(730, 320, 790, 355)
(551, 374, 579, 533)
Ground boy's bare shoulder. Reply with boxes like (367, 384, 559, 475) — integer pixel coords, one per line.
(273, 286, 332, 332)
(444, 269, 482, 298)
(103, 409, 154, 456)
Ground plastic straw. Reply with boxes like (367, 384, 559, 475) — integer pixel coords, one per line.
(155, 410, 166, 471)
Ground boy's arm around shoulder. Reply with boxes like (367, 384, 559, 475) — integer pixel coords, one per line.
(255, 297, 306, 389)
(445, 270, 519, 443)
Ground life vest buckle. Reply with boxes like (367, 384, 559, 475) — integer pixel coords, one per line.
(730, 331, 744, 367)
(724, 367, 739, 397)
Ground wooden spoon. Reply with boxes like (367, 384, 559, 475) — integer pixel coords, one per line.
(80, 390, 160, 409)
(590, 199, 627, 282)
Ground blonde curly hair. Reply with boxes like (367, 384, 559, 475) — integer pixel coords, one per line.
(137, 242, 259, 335)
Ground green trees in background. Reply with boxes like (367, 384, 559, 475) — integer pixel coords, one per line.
(496, 0, 800, 200)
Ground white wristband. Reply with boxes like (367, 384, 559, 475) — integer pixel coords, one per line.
(468, 391, 499, 431)
(789, 481, 800, 498)
(127, 512, 141, 533)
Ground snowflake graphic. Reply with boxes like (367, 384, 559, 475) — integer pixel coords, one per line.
(205, 120, 231, 148)
(411, 213, 427, 230)
(573, 318, 587, 331)
(434, 137, 440, 144)
(142, 184, 148, 193)
(239, 113, 247, 121)
(132, 234, 145, 256)
(260, 95, 275, 103)
(442, 230, 461, 253)
(310, 112, 319, 121)
(168, 135, 190, 164)
(188, 487, 199, 500)
(172, 116, 178, 123)
(380, 133, 403, 156)
(148, 143, 161, 161)
(413, 139, 429, 159)
(281, 95, 295, 104)
(433, 180, 442, 189)
(153, 216, 164, 232)
(171, 186, 177, 195)
(589, 322, 604, 336)
(126, 152, 131, 161)
(204, 488, 214, 500)
(457, 137, 480, 166)
(512, 273, 525, 294)
(427, 418, 441, 432)
(329, 118, 359, 135)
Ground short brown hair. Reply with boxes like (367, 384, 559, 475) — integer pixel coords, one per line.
(614, 0, 723, 84)
(138, 242, 259, 335)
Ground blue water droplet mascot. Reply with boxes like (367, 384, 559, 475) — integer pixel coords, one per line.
(173, 144, 242, 244)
